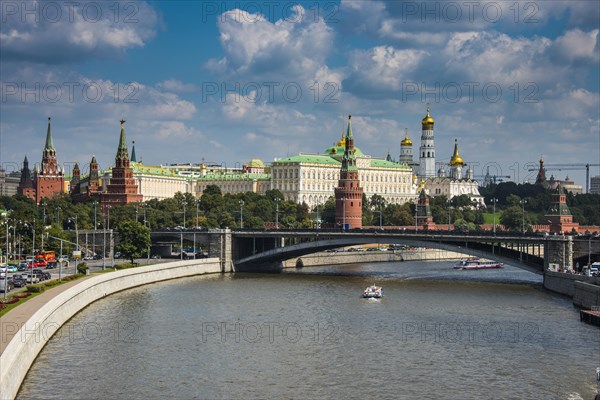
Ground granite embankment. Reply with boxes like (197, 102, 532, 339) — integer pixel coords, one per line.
(0, 259, 221, 400)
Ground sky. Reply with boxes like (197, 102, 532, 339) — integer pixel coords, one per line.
(1, 0, 599, 187)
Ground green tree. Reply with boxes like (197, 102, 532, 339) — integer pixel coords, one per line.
(117, 220, 151, 264)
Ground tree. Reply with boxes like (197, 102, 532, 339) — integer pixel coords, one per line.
(117, 220, 151, 264)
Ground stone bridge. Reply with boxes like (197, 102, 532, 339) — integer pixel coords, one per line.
(149, 229, 600, 274)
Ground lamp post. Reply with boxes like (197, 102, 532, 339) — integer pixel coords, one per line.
(239, 200, 244, 229)
(341, 196, 346, 231)
(196, 199, 200, 229)
(41, 201, 46, 251)
(102, 213, 106, 270)
(93, 201, 98, 231)
(3, 215, 10, 299)
(315, 205, 320, 230)
(275, 198, 281, 229)
(183, 202, 187, 229)
(447, 200, 452, 231)
(107, 206, 113, 268)
(69, 216, 79, 251)
(520, 199, 527, 234)
(491, 198, 498, 235)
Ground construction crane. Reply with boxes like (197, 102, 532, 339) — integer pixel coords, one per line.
(527, 163, 600, 193)
(473, 174, 511, 186)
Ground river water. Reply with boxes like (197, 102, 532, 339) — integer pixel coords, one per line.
(17, 260, 600, 399)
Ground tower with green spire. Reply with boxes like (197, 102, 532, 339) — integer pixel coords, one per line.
(35, 117, 64, 204)
(131, 140, 137, 163)
(335, 115, 363, 229)
(101, 119, 142, 209)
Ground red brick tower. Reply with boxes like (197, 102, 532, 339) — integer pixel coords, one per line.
(335, 115, 363, 229)
(17, 155, 36, 200)
(88, 155, 100, 195)
(35, 117, 64, 203)
(100, 120, 142, 209)
(545, 184, 579, 233)
(416, 183, 435, 230)
(70, 162, 81, 195)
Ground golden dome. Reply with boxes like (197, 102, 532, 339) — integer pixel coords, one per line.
(200, 163, 206, 170)
(449, 139, 464, 167)
(401, 128, 412, 146)
(421, 104, 434, 129)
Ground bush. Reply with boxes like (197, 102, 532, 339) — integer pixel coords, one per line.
(27, 284, 46, 293)
(77, 263, 88, 275)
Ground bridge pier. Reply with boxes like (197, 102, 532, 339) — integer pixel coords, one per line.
(544, 236, 573, 270)
(206, 229, 233, 272)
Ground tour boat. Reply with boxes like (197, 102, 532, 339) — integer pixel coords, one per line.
(453, 257, 503, 270)
(362, 285, 383, 298)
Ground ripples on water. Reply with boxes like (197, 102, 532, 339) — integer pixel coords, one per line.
(17, 261, 600, 400)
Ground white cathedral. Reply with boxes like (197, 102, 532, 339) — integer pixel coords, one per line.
(401, 105, 485, 208)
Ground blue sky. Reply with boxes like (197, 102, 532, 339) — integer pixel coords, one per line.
(1, 1, 599, 187)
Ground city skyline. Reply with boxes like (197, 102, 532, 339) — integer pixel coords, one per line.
(1, 1, 599, 185)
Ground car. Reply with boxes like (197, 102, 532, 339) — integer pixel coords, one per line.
(46, 261, 57, 269)
(6, 265, 18, 273)
(12, 275, 27, 288)
(0, 265, 7, 273)
(32, 269, 49, 281)
(17, 262, 28, 271)
(24, 274, 40, 284)
(93, 255, 102, 260)
(114, 252, 122, 259)
(0, 278, 14, 293)
(34, 260, 47, 268)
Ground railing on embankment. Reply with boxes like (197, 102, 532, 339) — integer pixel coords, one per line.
(0, 258, 222, 400)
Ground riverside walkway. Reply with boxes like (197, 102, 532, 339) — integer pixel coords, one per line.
(0, 276, 93, 354)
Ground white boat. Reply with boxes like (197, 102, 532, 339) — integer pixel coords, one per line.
(453, 257, 503, 270)
(362, 285, 383, 298)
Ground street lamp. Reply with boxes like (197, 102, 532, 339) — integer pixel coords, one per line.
(520, 199, 527, 234)
(239, 200, 244, 229)
(447, 200, 452, 231)
(341, 196, 346, 231)
(275, 198, 281, 229)
(68, 216, 79, 251)
(2, 213, 11, 299)
(196, 199, 200, 229)
(182, 202, 187, 229)
(491, 198, 498, 235)
(93, 201, 98, 230)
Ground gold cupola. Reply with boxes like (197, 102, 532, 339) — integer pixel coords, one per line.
(449, 139, 464, 167)
(401, 128, 412, 146)
(421, 103, 435, 130)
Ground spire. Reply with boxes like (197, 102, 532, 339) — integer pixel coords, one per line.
(346, 115, 353, 139)
(131, 140, 137, 162)
(91, 155, 97, 164)
(44, 117, 55, 150)
(450, 138, 464, 166)
(116, 119, 129, 161)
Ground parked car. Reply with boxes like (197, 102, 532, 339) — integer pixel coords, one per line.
(0, 278, 14, 293)
(17, 262, 28, 271)
(0, 265, 7, 273)
(6, 265, 18, 273)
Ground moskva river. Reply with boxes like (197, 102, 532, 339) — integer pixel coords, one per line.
(17, 261, 600, 399)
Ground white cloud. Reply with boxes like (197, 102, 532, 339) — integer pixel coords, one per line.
(0, 1, 159, 63)
(158, 79, 198, 93)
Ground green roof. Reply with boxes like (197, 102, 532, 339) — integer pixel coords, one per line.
(197, 173, 271, 181)
(273, 154, 341, 165)
(370, 159, 411, 169)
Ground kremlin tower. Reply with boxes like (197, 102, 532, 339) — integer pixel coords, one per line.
(335, 115, 363, 229)
(100, 119, 142, 209)
(399, 128, 414, 166)
(449, 139, 464, 179)
(17, 118, 65, 203)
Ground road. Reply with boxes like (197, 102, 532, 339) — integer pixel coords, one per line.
(0, 257, 170, 297)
